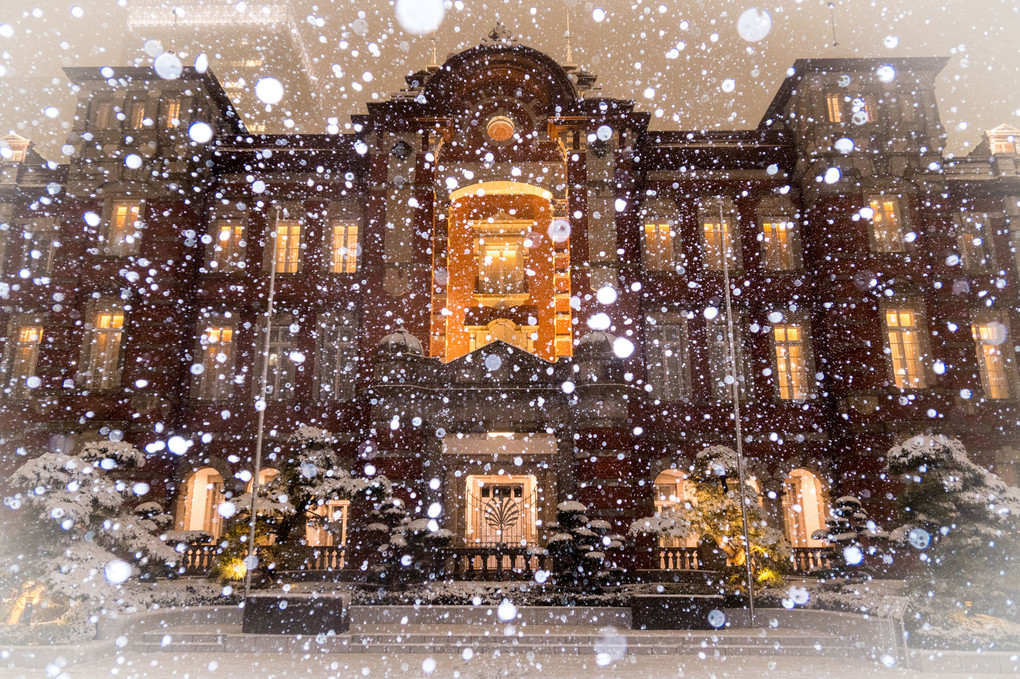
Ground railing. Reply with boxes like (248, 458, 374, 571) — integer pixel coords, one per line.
(180, 544, 219, 575)
(790, 547, 833, 573)
(658, 546, 700, 570)
(450, 546, 550, 580)
(294, 545, 345, 571)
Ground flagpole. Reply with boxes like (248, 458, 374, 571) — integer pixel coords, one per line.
(244, 203, 280, 600)
(719, 201, 755, 625)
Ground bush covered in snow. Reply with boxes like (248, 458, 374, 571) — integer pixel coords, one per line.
(0, 441, 178, 626)
(887, 434, 1020, 621)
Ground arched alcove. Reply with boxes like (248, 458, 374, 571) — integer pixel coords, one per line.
(782, 468, 829, 548)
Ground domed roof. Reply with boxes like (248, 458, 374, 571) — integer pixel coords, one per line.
(376, 327, 424, 357)
(575, 331, 616, 357)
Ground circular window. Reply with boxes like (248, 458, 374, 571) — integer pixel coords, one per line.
(485, 115, 516, 143)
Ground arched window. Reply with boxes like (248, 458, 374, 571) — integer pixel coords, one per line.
(245, 467, 279, 492)
(653, 469, 697, 548)
(177, 468, 226, 540)
(782, 469, 828, 548)
(306, 500, 350, 548)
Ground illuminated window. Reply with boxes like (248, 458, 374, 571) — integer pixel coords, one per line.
(884, 307, 926, 389)
(476, 237, 527, 295)
(760, 219, 800, 270)
(306, 500, 350, 554)
(79, 303, 125, 390)
(485, 116, 516, 143)
(165, 98, 181, 128)
(850, 95, 876, 124)
(653, 469, 697, 550)
(206, 221, 246, 272)
(273, 221, 302, 273)
(4, 323, 42, 398)
(700, 202, 740, 270)
(129, 102, 147, 128)
(646, 317, 690, 401)
(773, 322, 811, 400)
(329, 222, 359, 273)
(643, 223, 677, 271)
(192, 322, 236, 400)
(177, 468, 225, 540)
(972, 319, 1015, 399)
(825, 93, 843, 123)
(956, 214, 995, 272)
(782, 469, 828, 548)
(868, 195, 906, 253)
(105, 201, 141, 256)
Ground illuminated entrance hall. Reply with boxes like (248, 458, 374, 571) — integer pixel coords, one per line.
(435, 182, 571, 362)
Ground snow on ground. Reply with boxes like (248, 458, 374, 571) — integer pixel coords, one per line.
(6, 650, 1016, 679)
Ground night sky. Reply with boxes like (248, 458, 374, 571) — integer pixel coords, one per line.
(1, 0, 1017, 159)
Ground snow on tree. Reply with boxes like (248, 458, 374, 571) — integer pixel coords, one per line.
(631, 446, 789, 590)
(886, 434, 1020, 616)
(367, 486, 453, 587)
(546, 501, 612, 590)
(810, 495, 889, 573)
(1, 440, 178, 612)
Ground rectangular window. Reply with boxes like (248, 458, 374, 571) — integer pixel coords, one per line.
(4, 323, 43, 398)
(760, 219, 800, 270)
(129, 102, 147, 128)
(329, 222, 359, 273)
(105, 201, 142, 256)
(94, 101, 114, 129)
(700, 207, 740, 271)
(255, 314, 298, 400)
(164, 98, 181, 128)
(23, 224, 59, 277)
(274, 221, 302, 273)
(643, 223, 676, 272)
(972, 320, 1015, 399)
(316, 313, 358, 401)
(851, 95, 876, 123)
(476, 236, 527, 295)
(206, 221, 246, 273)
(956, 214, 995, 272)
(79, 303, 125, 390)
(645, 318, 690, 401)
(868, 195, 906, 253)
(884, 307, 926, 389)
(706, 315, 748, 400)
(773, 323, 811, 400)
(826, 93, 843, 123)
(192, 323, 237, 400)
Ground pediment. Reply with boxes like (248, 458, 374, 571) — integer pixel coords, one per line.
(445, 340, 564, 386)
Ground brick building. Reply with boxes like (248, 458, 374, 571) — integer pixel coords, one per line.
(1, 29, 1018, 577)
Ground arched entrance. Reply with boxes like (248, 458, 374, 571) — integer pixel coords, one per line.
(782, 468, 829, 548)
(176, 467, 225, 540)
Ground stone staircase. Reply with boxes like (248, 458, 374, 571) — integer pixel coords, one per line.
(130, 606, 867, 659)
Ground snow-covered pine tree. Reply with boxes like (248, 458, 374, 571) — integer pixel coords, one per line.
(810, 495, 888, 574)
(1, 440, 178, 612)
(366, 485, 453, 587)
(886, 434, 1020, 616)
(547, 501, 607, 590)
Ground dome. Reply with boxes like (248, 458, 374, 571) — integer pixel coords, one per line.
(376, 327, 424, 357)
(575, 331, 616, 358)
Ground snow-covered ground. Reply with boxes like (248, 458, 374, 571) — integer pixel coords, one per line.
(7, 650, 1018, 679)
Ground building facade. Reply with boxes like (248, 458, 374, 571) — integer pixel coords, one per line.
(1, 29, 1019, 576)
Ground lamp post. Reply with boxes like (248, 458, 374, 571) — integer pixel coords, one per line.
(719, 201, 756, 625)
(244, 203, 280, 600)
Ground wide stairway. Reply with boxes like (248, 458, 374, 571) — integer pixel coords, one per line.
(131, 606, 866, 659)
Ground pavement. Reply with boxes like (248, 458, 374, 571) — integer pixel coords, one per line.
(6, 650, 1017, 679)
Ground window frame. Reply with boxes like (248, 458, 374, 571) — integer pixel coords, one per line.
(641, 220, 680, 272)
(770, 317, 814, 401)
(699, 199, 741, 271)
(645, 314, 691, 402)
(327, 221, 360, 274)
(271, 219, 304, 274)
(78, 299, 126, 391)
(867, 194, 908, 254)
(2, 317, 44, 399)
(102, 199, 143, 256)
(254, 313, 299, 401)
(955, 212, 996, 273)
(21, 218, 60, 277)
(191, 316, 238, 400)
(882, 304, 928, 390)
(705, 312, 750, 402)
(971, 314, 1018, 400)
(758, 215, 802, 271)
(315, 312, 358, 401)
(205, 219, 247, 274)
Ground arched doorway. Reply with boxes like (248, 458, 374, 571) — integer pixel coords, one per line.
(782, 468, 829, 548)
(176, 467, 225, 540)
(245, 467, 279, 492)
(652, 469, 697, 549)
(464, 473, 538, 547)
